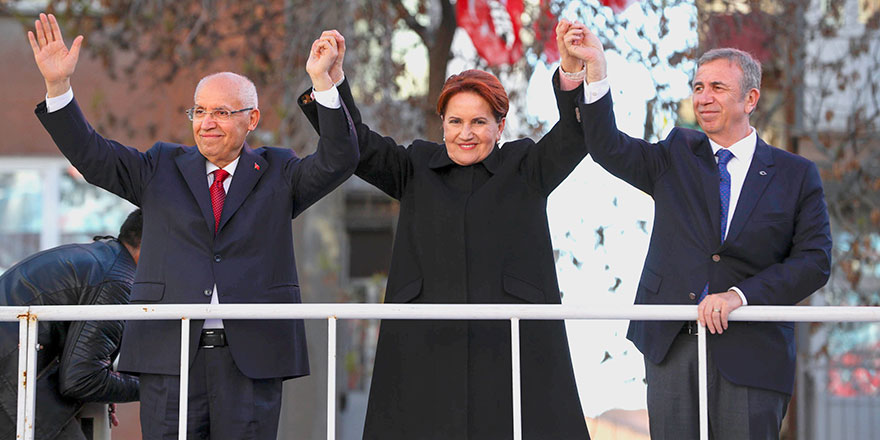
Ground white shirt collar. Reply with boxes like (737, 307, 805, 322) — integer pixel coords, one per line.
(708, 127, 757, 163)
(206, 156, 241, 177)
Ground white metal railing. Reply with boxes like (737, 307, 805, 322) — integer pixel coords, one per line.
(7, 303, 880, 440)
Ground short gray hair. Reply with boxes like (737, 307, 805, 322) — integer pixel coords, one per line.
(194, 72, 259, 109)
(696, 48, 762, 98)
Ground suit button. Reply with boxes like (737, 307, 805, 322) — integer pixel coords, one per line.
(712, 254, 721, 262)
(214, 254, 222, 263)
(203, 289, 212, 297)
(688, 292, 696, 300)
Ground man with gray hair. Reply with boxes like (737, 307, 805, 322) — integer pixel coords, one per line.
(27, 12, 357, 439)
(559, 21, 831, 439)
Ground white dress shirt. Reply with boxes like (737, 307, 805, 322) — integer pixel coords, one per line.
(203, 158, 239, 329)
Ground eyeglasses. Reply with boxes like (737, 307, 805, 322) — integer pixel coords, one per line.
(186, 107, 254, 121)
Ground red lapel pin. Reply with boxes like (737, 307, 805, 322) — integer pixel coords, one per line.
(254, 163, 260, 171)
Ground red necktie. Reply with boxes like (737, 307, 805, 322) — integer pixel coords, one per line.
(210, 169, 230, 234)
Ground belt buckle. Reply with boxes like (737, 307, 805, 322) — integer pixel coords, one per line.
(200, 329, 225, 348)
(684, 321, 699, 335)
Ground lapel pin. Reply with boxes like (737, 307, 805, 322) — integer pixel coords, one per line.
(759, 170, 767, 176)
(254, 163, 260, 171)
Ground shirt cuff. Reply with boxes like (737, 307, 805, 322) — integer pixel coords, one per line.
(583, 77, 610, 104)
(558, 72, 583, 92)
(312, 85, 341, 109)
(729, 286, 748, 306)
(46, 88, 74, 113)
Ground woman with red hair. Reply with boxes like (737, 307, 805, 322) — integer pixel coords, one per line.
(301, 21, 593, 440)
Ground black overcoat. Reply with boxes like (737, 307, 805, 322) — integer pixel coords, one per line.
(301, 72, 591, 439)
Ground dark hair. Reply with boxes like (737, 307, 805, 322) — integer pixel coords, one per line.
(118, 209, 143, 248)
(436, 69, 509, 122)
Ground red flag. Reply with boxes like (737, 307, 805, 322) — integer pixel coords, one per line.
(535, 0, 559, 63)
(600, 0, 639, 14)
(456, 0, 525, 66)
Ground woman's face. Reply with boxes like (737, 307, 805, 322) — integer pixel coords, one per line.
(442, 91, 505, 166)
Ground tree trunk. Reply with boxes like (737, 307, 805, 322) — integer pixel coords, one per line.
(423, 0, 457, 142)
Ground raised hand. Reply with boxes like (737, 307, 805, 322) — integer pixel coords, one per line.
(306, 34, 339, 92)
(27, 13, 83, 97)
(557, 20, 607, 83)
(555, 20, 584, 75)
(320, 30, 346, 85)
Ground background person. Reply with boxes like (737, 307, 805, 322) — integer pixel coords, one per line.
(0, 209, 142, 439)
(27, 13, 358, 439)
(566, 20, 832, 439)
(300, 24, 592, 439)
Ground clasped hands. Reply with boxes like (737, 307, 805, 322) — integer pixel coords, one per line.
(554, 19, 607, 84)
(306, 30, 345, 92)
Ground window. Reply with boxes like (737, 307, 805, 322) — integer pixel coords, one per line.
(0, 158, 135, 273)
(0, 169, 42, 271)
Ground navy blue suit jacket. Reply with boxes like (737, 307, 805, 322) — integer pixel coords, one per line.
(36, 98, 358, 379)
(582, 93, 831, 395)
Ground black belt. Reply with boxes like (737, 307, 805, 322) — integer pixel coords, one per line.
(680, 321, 699, 335)
(199, 329, 227, 348)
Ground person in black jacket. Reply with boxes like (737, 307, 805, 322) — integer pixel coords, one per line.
(299, 25, 591, 439)
(0, 208, 142, 439)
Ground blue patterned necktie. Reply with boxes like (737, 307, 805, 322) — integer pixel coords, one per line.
(699, 148, 736, 302)
(717, 149, 735, 242)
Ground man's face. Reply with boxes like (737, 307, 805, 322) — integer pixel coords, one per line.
(192, 76, 260, 168)
(692, 59, 758, 146)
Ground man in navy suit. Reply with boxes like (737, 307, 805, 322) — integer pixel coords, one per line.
(28, 13, 358, 439)
(560, 22, 832, 439)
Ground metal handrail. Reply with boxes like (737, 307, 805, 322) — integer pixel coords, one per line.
(6, 303, 880, 440)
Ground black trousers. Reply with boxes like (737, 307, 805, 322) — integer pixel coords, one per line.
(139, 346, 282, 440)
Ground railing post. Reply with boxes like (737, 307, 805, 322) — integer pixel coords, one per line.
(78, 403, 111, 440)
(697, 322, 708, 440)
(24, 314, 38, 440)
(16, 314, 29, 438)
(510, 318, 522, 440)
(327, 317, 337, 440)
(178, 318, 190, 440)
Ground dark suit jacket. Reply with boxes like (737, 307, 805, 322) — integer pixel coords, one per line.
(299, 75, 590, 439)
(36, 98, 358, 379)
(583, 92, 832, 395)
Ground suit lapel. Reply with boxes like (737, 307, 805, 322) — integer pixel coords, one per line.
(693, 135, 722, 246)
(175, 147, 215, 235)
(219, 144, 267, 232)
(722, 137, 775, 247)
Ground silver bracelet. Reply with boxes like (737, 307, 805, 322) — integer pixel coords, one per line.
(560, 64, 587, 81)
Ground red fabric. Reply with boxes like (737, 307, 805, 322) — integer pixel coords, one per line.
(600, 0, 638, 14)
(456, 0, 524, 66)
(704, 13, 775, 63)
(210, 169, 229, 234)
(535, 0, 559, 63)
